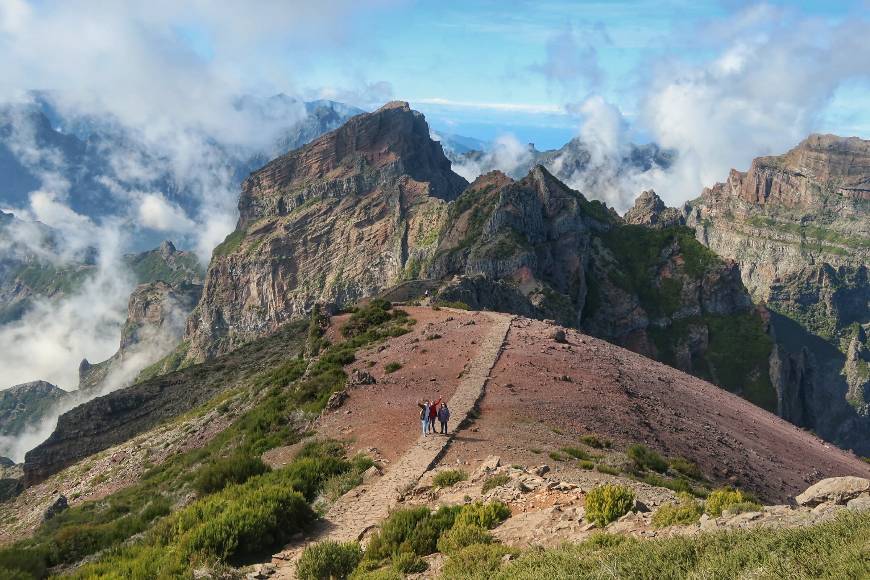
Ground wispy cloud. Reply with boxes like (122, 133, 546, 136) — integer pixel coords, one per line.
(413, 98, 565, 115)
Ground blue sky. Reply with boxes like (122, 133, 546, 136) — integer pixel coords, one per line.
(269, 0, 870, 149)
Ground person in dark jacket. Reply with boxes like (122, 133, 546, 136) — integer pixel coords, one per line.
(437, 402, 450, 434)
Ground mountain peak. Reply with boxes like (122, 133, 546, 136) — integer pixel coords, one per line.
(377, 100, 411, 112)
(239, 102, 467, 224)
(624, 189, 683, 228)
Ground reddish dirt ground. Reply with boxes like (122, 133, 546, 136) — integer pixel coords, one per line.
(317, 307, 870, 503)
(442, 317, 870, 503)
(317, 307, 492, 465)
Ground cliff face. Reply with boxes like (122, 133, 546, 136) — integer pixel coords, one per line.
(78, 279, 202, 393)
(183, 102, 467, 361)
(182, 104, 771, 409)
(684, 134, 870, 453)
(0, 381, 67, 441)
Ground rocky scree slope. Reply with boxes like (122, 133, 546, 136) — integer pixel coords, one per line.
(183, 102, 770, 411)
(683, 134, 870, 453)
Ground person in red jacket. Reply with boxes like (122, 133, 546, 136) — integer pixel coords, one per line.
(429, 397, 441, 434)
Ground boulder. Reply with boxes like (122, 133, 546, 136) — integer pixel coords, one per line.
(795, 476, 870, 506)
(325, 390, 349, 411)
(350, 369, 376, 386)
(551, 328, 567, 343)
(846, 494, 870, 512)
(43, 494, 69, 521)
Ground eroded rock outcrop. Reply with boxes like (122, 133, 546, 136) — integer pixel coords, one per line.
(183, 101, 467, 362)
(624, 190, 684, 228)
(684, 134, 870, 453)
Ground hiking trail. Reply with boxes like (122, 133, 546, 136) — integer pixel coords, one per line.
(269, 312, 514, 578)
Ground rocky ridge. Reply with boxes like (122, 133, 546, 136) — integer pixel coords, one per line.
(683, 134, 870, 453)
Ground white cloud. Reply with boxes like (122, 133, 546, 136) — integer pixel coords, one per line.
(137, 193, 196, 232)
(413, 98, 564, 115)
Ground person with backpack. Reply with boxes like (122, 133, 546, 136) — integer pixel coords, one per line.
(418, 400, 430, 436)
(438, 401, 450, 434)
(429, 397, 441, 434)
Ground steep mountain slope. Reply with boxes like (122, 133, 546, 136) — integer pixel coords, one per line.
(684, 134, 870, 453)
(184, 101, 467, 361)
(183, 103, 774, 412)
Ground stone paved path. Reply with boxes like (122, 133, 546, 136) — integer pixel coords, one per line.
(269, 312, 514, 578)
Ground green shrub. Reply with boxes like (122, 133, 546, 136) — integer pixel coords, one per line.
(194, 454, 270, 495)
(596, 464, 620, 476)
(579, 460, 595, 470)
(364, 506, 460, 563)
(548, 451, 566, 462)
(455, 501, 511, 529)
(705, 489, 760, 517)
(626, 444, 668, 473)
(297, 540, 362, 580)
(391, 551, 427, 573)
(639, 473, 694, 495)
(433, 300, 471, 310)
(349, 566, 403, 580)
(437, 524, 494, 554)
(384, 362, 402, 373)
(669, 457, 703, 480)
(579, 434, 611, 449)
(585, 484, 635, 527)
(441, 543, 516, 579)
(342, 300, 398, 338)
(494, 511, 870, 579)
(560, 446, 594, 460)
(0, 546, 49, 579)
(481, 474, 511, 494)
(433, 469, 468, 488)
(652, 494, 703, 528)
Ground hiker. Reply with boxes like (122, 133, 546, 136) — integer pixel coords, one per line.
(438, 401, 450, 434)
(418, 400, 430, 436)
(429, 397, 441, 434)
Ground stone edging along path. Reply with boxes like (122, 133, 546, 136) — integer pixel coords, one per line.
(270, 312, 514, 578)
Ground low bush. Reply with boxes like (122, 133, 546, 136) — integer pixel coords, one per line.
(436, 524, 494, 554)
(454, 501, 511, 529)
(705, 489, 761, 517)
(481, 474, 511, 494)
(391, 551, 427, 573)
(349, 567, 403, 580)
(384, 362, 402, 373)
(560, 446, 594, 460)
(433, 300, 471, 310)
(595, 464, 620, 476)
(626, 444, 668, 473)
(579, 434, 611, 449)
(297, 540, 363, 580)
(651, 493, 704, 528)
(194, 454, 270, 495)
(433, 469, 468, 488)
(364, 506, 459, 564)
(494, 511, 870, 579)
(585, 484, 635, 527)
(441, 543, 516, 579)
(579, 460, 595, 470)
(669, 457, 703, 480)
(640, 473, 694, 495)
(548, 451, 566, 462)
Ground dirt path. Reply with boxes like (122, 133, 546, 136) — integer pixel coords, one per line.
(269, 312, 513, 578)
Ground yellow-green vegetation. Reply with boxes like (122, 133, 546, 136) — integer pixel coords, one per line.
(548, 450, 566, 462)
(433, 469, 469, 488)
(297, 540, 363, 580)
(651, 493, 704, 528)
(626, 444, 668, 473)
(560, 446, 596, 461)
(384, 362, 402, 373)
(212, 227, 247, 257)
(0, 300, 412, 580)
(481, 474, 511, 494)
(595, 464, 620, 476)
(441, 543, 518, 579)
(437, 524, 494, 554)
(578, 434, 611, 449)
(322, 455, 377, 502)
(359, 501, 510, 575)
(584, 484, 635, 527)
(484, 511, 870, 579)
(705, 488, 762, 517)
